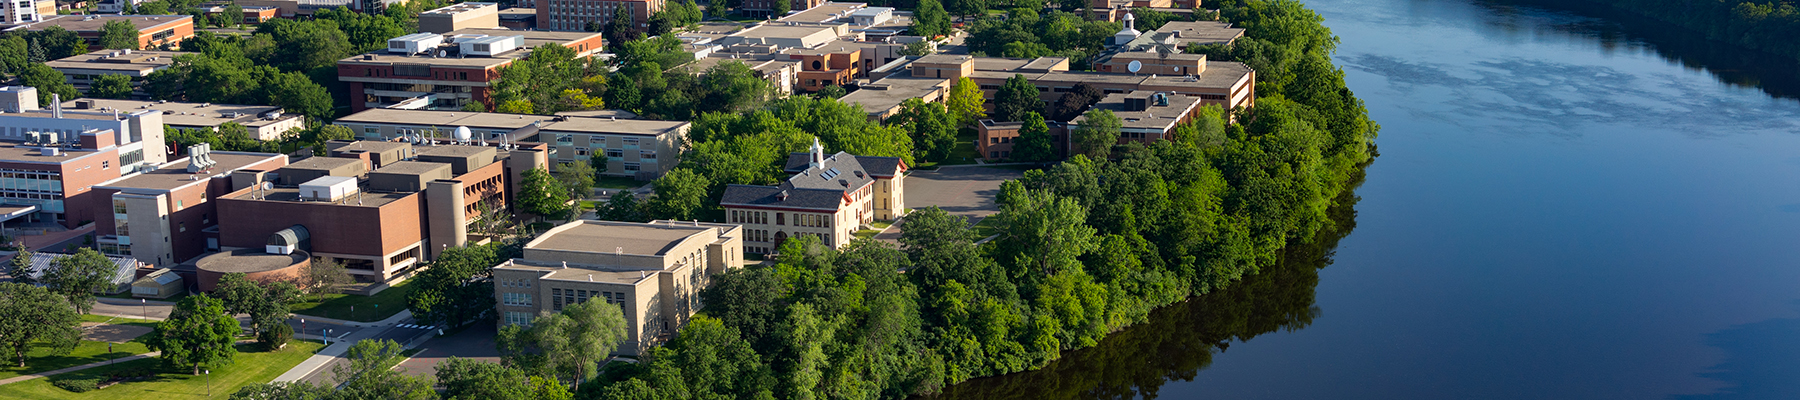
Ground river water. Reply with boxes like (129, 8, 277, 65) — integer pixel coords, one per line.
(933, 0, 1800, 398)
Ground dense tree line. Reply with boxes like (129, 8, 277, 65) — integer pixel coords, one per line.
(581, 1, 1377, 399)
(1537, 0, 1800, 63)
(964, 8, 1120, 62)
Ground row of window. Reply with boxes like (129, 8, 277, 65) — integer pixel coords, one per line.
(502, 292, 533, 306)
(551, 288, 627, 311)
(572, 148, 656, 160)
(745, 229, 770, 243)
(794, 213, 831, 228)
(505, 311, 533, 326)
(499, 278, 533, 288)
(730, 210, 769, 225)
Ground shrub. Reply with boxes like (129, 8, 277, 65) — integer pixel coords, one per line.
(259, 322, 294, 350)
(52, 378, 99, 393)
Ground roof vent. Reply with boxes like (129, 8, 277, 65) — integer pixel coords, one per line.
(776, 190, 788, 201)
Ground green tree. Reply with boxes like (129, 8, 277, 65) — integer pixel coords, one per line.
(145, 294, 240, 375)
(596, 192, 645, 222)
(605, 7, 637, 50)
(815, 84, 846, 99)
(333, 339, 435, 400)
(257, 70, 335, 121)
(224, 5, 245, 27)
(85, 74, 135, 99)
(588, 153, 609, 174)
(99, 20, 140, 50)
(945, 77, 986, 126)
(6, 250, 35, 285)
(302, 258, 352, 302)
(947, 0, 986, 20)
(1048, 82, 1103, 120)
(1071, 108, 1121, 159)
(912, 0, 953, 37)
(25, 37, 45, 64)
(557, 161, 596, 200)
(1012, 111, 1055, 162)
(772, 0, 790, 17)
(496, 99, 535, 114)
(647, 168, 712, 221)
(890, 97, 957, 163)
(214, 272, 301, 337)
(518, 167, 572, 218)
(406, 243, 502, 328)
(32, 27, 85, 60)
(992, 181, 1097, 279)
(993, 74, 1043, 122)
(0, 282, 80, 368)
(437, 357, 575, 400)
(20, 64, 79, 106)
(45, 249, 116, 315)
(900, 40, 935, 56)
(500, 300, 628, 389)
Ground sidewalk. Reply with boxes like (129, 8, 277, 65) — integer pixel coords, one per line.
(270, 310, 416, 383)
(0, 351, 161, 386)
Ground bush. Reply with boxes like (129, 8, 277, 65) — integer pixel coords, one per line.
(105, 367, 154, 381)
(259, 322, 294, 350)
(52, 378, 99, 393)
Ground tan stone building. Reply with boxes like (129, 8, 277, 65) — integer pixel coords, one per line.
(719, 140, 905, 254)
(490, 220, 745, 356)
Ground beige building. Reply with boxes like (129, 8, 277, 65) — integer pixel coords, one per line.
(845, 54, 1254, 121)
(419, 2, 500, 33)
(331, 109, 691, 180)
(490, 220, 745, 356)
(719, 140, 905, 254)
(64, 99, 305, 141)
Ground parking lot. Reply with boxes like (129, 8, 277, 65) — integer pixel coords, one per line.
(903, 166, 1025, 218)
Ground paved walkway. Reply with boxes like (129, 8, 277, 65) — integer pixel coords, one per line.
(0, 351, 161, 386)
(273, 310, 421, 384)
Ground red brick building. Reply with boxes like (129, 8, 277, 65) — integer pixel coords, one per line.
(538, 0, 660, 32)
(336, 29, 605, 112)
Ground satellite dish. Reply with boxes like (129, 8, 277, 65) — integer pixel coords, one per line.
(261, 182, 273, 190)
(438, 49, 447, 58)
(453, 126, 472, 141)
(1127, 60, 1142, 73)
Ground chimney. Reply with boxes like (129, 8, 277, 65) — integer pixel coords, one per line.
(50, 94, 61, 119)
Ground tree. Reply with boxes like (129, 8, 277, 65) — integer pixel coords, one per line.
(45, 249, 116, 315)
(947, 0, 986, 20)
(224, 5, 246, 27)
(6, 250, 34, 285)
(20, 64, 79, 106)
(257, 70, 335, 122)
(34, 27, 85, 59)
(0, 283, 80, 368)
(900, 41, 935, 56)
(519, 167, 572, 218)
(333, 339, 435, 400)
(557, 161, 596, 200)
(1012, 111, 1055, 162)
(497, 99, 535, 114)
(437, 357, 573, 400)
(605, 7, 637, 50)
(945, 77, 986, 126)
(912, 0, 953, 38)
(499, 300, 628, 389)
(86, 74, 135, 99)
(646, 168, 711, 221)
(890, 98, 957, 163)
(1072, 108, 1121, 159)
(145, 294, 240, 375)
(994, 74, 1043, 122)
(99, 20, 140, 50)
(1048, 82, 1103, 120)
(588, 153, 609, 174)
(772, 0, 791, 17)
(815, 84, 845, 99)
(215, 272, 301, 337)
(302, 258, 352, 302)
(406, 243, 502, 328)
(25, 37, 45, 64)
(596, 191, 645, 222)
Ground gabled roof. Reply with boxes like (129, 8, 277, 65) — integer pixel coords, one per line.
(729, 150, 906, 212)
(719, 184, 846, 210)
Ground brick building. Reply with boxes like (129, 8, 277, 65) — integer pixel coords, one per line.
(719, 140, 904, 254)
(336, 29, 604, 112)
(92, 145, 288, 267)
(8, 15, 195, 50)
(0, 87, 170, 227)
(538, 0, 660, 32)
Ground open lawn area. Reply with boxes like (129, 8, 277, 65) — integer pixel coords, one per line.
(0, 340, 152, 381)
(972, 216, 1004, 239)
(80, 314, 159, 330)
(290, 281, 411, 322)
(917, 129, 982, 169)
(0, 340, 323, 400)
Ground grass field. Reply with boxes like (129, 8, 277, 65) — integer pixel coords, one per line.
(80, 314, 159, 330)
(0, 340, 154, 381)
(0, 340, 324, 400)
(972, 216, 1004, 239)
(595, 176, 646, 189)
(917, 130, 983, 169)
(290, 281, 411, 322)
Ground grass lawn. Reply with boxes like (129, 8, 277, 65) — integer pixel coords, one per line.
(289, 281, 412, 322)
(0, 340, 153, 381)
(99, 292, 188, 303)
(595, 176, 645, 189)
(972, 216, 1004, 239)
(918, 130, 983, 169)
(0, 340, 324, 400)
(853, 229, 881, 240)
(869, 221, 893, 230)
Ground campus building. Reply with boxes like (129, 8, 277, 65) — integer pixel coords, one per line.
(419, 2, 500, 33)
(63, 99, 305, 141)
(4, 15, 195, 50)
(719, 140, 904, 254)
(332, 109, 690, 180)
(537, 0, 660, 32)
(491, 219, 745, 356)
(45, 50, 190, 96)
(1072, 90, 1208, 145)
(212, 139, 549, 283)
(0, 87, 170, 227)
(846, 53, 1254, 121)
(92, 144, 289, 267)
(2, 0, 54, 24)
(336, 29, 605, 111)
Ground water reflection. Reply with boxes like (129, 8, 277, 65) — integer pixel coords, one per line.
(1468, 0, 1800, 101)
(924, 168, 1366, 400)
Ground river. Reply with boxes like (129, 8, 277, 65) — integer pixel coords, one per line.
(930, 0, 1800, 398)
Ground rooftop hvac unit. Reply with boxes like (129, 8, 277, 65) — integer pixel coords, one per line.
(387, 33, 445, 55)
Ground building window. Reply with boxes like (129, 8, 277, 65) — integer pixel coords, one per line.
(503, 292, 534, 306)
(623, 163, 639, 171)
(575, 147, 589, 156)
(639, 150, 656, 160)
(101, 161, 109, 169)
(606, 149, 623, 158)
(505, 311, 533, 326)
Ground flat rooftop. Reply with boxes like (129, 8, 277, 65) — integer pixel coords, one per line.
(541, 118, 688, 136)
(1078, 92, 1205, 130)
(414, 144, 494, 158)
(421, 2, 495, 15)
(337, 50, 520, 67)
(230, 186, 412, 207)
(1152, 21, 1246, 45)
(98, 152, 284, 191)
(729, 24, 837, 40)
(329, 140, 411, 154)
(283, 156, 364, 171)
(195, 248, 307, 274)
(44, 50, 190, 73)
(369, 160, 450, 176)
(780, 2, 865, 23)
(528, 222, 712, 256)
(445, 28, 602, 49)
(501, 261, 656, 285)
(10, 14, 192, 32)
(65, 99, 295, 128)
(840, 71, 949, 113)
(0, 144, 107, 164)
(335, 109, 553, 130)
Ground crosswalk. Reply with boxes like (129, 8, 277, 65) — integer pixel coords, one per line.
(396, 324, 438, 330)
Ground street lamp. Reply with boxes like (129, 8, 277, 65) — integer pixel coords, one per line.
(205, 369, 211, 397)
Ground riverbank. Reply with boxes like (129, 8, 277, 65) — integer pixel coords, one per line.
(1520, 0, 1800, 63)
